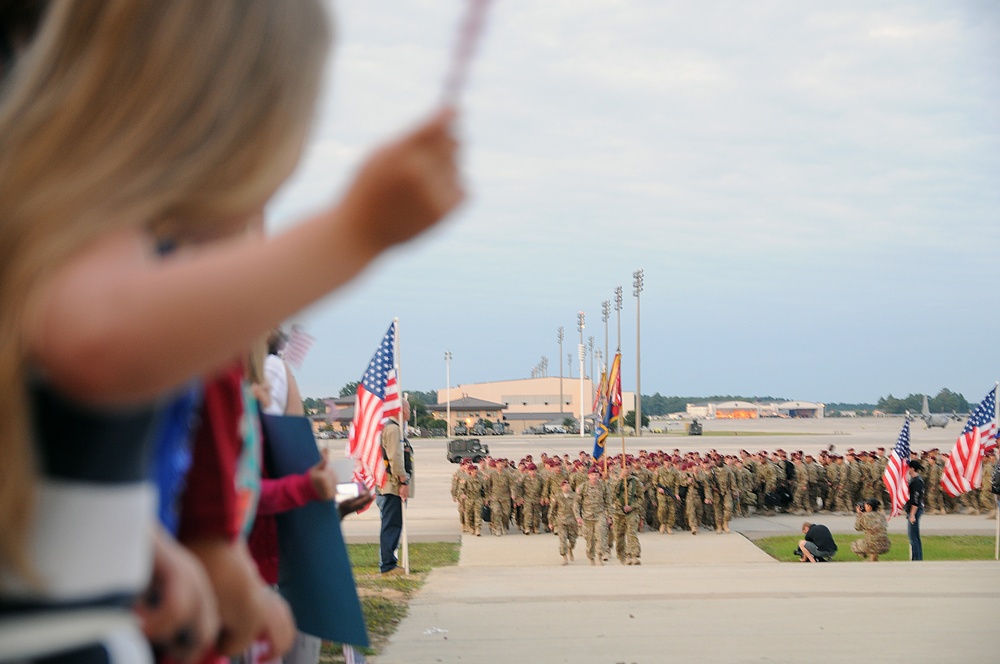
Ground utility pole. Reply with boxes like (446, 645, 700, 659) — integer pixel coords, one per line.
(578, 311, 586, 439)
(557, 327, 564, 414)
(633, 269, 644, 437)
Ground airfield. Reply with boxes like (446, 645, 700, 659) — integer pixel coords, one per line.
(339, 417, 999, 663)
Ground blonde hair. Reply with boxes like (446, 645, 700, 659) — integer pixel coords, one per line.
(0, 0, 330, 576)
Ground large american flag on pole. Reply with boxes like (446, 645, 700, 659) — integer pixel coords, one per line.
(347, 322, 400, 491)
(941, 385, 997, 498)
(882, 418, 911, 518)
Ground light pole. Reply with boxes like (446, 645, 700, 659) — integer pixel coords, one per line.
(601, 299, 610, 366)
(633, 269, 644, 437)
(557, 327, 564, 414)
(588, 336, 595, 380)
(445, 351, 452, 438)
(614, 286, 623, 434)
(578, 311, 586, 439)
(614, 286, 623, 349)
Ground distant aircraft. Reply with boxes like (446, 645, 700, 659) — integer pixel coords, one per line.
(914, 395, 963, 429)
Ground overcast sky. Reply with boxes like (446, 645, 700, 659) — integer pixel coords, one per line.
(267, 0, 999, 405)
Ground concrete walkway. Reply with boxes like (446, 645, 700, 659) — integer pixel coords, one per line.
(375, 520, 999, 663)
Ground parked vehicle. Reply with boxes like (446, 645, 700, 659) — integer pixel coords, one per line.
(447, 438, 490, 464)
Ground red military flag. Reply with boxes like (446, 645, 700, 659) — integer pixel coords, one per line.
(941, 385, 997, 498)
(347, 322, 399, 491)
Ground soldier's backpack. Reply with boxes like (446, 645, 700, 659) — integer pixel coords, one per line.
(990, 460, 1000, 496)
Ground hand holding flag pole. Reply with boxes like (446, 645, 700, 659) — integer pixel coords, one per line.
(441, 0, 494, 107)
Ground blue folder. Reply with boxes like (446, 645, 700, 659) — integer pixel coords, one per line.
(260, 414, 369, 648)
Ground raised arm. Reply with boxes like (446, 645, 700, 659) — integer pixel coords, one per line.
(27, 110, 462, 405)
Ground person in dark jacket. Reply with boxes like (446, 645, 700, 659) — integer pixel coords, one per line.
(797, 522, 838, 562)
(905, 460, 926, 560)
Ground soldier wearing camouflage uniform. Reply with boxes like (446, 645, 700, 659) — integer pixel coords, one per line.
(790, 456, 810, 515)
(925, 450, 946, 514)
(655, 458, 680, 534)
(758, 453, 777, 515)
(550, 480, 580, 565)
(709, 460, 734, 533)
(576, 466, 611, 565)
(452, 463, 468, 532)
(459, 463, 485, 536)
(486, 459, 514, 536)
(612, 466, 643, 564)
(520, 463, 544, 534)
(682, 467, 702, 534)
(850, 501, 891, 561)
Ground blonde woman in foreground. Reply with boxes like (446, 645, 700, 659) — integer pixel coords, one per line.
(0, 1, 463, 662)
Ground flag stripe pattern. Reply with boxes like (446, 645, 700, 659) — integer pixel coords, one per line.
(882, 419, 911, 518)
(941, 386, 997, 498)
(592, 352, 621, 460)
(282, 324, 315, 370)
(348, 322, 397, 491)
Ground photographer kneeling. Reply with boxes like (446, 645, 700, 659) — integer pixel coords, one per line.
(796, 522, 837, 563)
(850, 499, 891, 561)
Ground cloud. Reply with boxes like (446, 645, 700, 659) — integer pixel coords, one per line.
(272, 1, 999, 403)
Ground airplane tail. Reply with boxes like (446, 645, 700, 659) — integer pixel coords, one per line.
(922, 395, 930, 417)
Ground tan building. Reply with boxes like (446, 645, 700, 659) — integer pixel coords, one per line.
(425, 396, 507, 433)
(434, 376, 635, 435)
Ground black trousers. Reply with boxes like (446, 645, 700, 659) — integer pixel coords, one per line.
(377, 493, 403, 572)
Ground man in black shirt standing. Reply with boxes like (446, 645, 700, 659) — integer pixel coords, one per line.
(905, 460, 926, 560)
(798, 522, 838, 562)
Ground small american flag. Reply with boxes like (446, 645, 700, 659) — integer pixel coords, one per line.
(882, 418, 911, 518)
(941, 386, 997, 498)
(348, 322, 399, 491)
(282, 324, 315, 370)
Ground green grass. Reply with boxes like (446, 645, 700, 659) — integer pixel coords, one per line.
(654, 430, 820, 437)
(320, 542, 460, 663)
(755, 534, 995, 562)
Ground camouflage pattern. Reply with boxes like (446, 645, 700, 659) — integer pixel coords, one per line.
(459, 470, 485, 536)
(612, 473, 643, 564)
(520, 471, 544, 534)
(550, 486, 579, 558)
(850, 510, 890, 558)
(575, 476, 611, 563)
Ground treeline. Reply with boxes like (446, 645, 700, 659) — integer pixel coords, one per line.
(875, 388, 969, 415)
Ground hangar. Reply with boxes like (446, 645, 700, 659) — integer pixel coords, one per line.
(714, 401, 761, 419)
(777, 401, 825, 418)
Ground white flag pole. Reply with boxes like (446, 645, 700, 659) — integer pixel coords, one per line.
(395, 317, 410, 574)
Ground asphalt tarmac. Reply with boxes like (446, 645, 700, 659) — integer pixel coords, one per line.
(336, 418, 999, 663)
